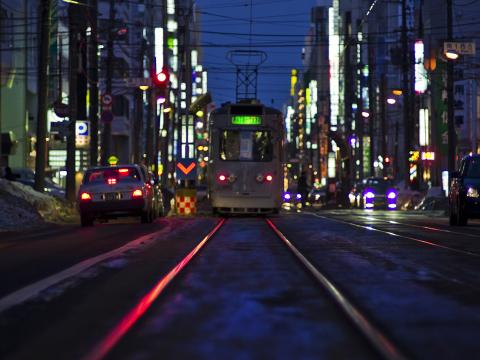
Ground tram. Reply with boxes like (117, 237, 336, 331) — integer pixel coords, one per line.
(207, 100, 284, 214)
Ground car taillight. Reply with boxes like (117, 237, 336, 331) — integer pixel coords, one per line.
(107, 178, 117, 185)
(132, 189, 143, 198)
(118, 168, 129, 175)
(80, 192, 92, 201)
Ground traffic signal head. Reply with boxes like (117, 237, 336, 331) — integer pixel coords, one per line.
(152, 68, 169, 87)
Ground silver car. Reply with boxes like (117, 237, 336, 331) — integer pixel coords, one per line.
(77, 165, 157, 227)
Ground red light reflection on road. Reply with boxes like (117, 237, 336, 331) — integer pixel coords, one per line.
(84, 218, 225, 360)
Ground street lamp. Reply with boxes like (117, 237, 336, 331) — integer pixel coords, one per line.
(444, 49, 459, 61)
(387, 98, 396, 105)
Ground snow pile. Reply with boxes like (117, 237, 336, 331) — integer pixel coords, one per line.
(0, 179, 77, 230)
(414, 187, 448, 211)
(397, 188, 424, 210)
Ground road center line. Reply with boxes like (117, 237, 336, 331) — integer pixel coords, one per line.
(0, 225, 174, 314)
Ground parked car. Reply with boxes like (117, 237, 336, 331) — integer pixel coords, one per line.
(349, 181, 366, 208)
(11, 167, 66, 198)
(350, 177, 397, 210)
(77, 164, 161, 227)
(449, 154, 480, 226)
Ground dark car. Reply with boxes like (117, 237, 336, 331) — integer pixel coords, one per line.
(307, 187, 327, 209)
(11, 167, 66, 198)
(350, 177, 397, 210)
(449, 155, 480, 226)
(282, 188, 303, 210)
(78, 165, 161, 226)
(349, 180, 366, 208)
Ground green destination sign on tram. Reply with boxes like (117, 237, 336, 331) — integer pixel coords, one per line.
(231, 115, 262, 125)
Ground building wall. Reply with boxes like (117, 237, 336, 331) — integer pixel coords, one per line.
(0, 0, 29, 168)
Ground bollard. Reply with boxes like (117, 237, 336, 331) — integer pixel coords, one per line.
(175, 188, 197, 215)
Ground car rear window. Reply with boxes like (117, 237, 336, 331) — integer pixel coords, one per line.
(84, 168, 141, 184)
(465, 158, 480, 178)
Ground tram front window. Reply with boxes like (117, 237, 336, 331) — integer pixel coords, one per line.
(220, 130, 273, 161)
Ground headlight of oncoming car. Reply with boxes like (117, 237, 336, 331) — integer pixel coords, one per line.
(467, 187, 480, 198)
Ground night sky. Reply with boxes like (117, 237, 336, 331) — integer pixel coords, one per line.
(195, 0, 320, 109)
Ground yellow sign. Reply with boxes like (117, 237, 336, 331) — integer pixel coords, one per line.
(290, 69, 297, 96)
(409, 151, 420, 162)
(108, 155, 119, 166)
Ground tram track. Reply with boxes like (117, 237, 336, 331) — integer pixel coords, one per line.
(84, 216, 406, 360)
(356, 214, 480, 239)
(84, 218, 226, 360)
(308, 212, 480, 258)
(266, 218, 406, 360)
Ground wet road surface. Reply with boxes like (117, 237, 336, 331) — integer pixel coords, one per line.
(0, 209, 479, 359)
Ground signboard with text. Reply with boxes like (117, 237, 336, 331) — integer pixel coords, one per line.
(444, 41, 476, 55)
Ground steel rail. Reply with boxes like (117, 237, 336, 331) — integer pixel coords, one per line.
(83, 218, 226, 360)
(309, 213, 480, 258)
(357, 215, 480, 239)
(266, 218, 407, 360)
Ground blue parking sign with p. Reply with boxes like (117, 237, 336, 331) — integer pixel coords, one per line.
(76, 121, 90, 136)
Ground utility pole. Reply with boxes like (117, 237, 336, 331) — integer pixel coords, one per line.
(184, 2, 193, 188)
(145, 0, 154, 167)
(0, 9, 3, 168)
(34, 0, 51, 192)
(133, 39, 145, 164)
(160, 0, 170, 186)
(101, 0, 115, 165)
(89, 0, 99, 166)
(401, 0, 411, 188)
(380, 74, 387, 177)
(66, 5, 79, 202)
(368, 32, 376, 177)
(446, 0, 456, 176)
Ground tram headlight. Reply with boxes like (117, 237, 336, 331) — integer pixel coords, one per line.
(228, 174, 237, 183)
(256, 174, 264, 183)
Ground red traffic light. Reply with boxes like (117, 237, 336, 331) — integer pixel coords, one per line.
(152, 68, 169, 87)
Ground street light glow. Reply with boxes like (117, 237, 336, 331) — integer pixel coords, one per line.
(387, 98, 396, 105)
(445, 50, 459, 60)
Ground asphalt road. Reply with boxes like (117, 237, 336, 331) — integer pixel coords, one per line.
(0, 209, 479, 359)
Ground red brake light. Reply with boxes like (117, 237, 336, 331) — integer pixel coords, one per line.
(107, 178, 117, 185)
(218, 174, 227, 182)
(265, 174, 273, 182)
(132, 189, 143, 198)
(118, 168, 129, 175)
(80, 192, 92, 201)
